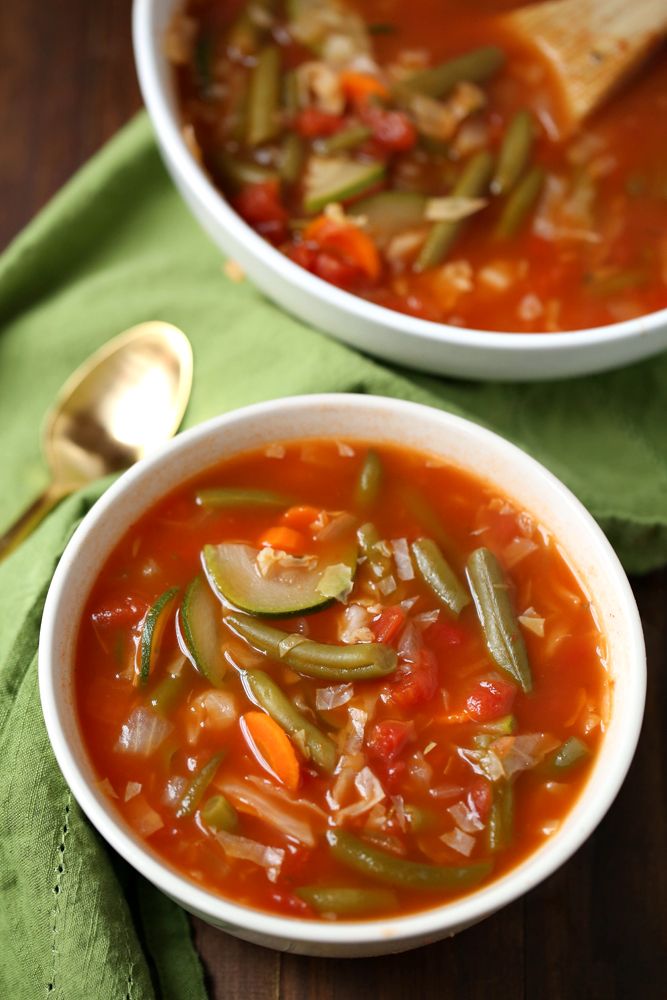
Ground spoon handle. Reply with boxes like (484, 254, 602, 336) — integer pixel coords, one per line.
(0, 486, 65, 563)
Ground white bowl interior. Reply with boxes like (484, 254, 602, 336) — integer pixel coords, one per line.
(132, 0, 667, 381)
(39, 395, 645, 956)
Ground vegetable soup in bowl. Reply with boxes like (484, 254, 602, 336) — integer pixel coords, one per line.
(39, 395, 645, 956)
(133, 0, 667, 379)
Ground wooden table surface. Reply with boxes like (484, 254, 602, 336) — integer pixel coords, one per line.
(2, 1, 665, 996)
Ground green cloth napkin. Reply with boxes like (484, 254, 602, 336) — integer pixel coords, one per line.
(1, 112, 666, 998)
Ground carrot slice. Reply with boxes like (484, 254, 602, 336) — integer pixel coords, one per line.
(303, 217, 381, 281)
(281, 505, 321, 531)
(259, 525, 308, 554)
(340, 71, 390, 103)
(242, 711, 301, 790)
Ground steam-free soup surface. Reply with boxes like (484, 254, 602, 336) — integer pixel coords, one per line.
(76, 440, 608, 920)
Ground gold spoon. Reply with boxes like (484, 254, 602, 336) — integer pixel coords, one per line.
(0, 321, 193, 561)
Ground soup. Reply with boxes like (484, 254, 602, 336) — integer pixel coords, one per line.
(75, 440, 609, 920)
(167, 0, 667, 333)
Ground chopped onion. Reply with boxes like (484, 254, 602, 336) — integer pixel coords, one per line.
(518, 610, 546, 637)
(124, 781, 142, 802)
(447, 800, 484, 833)
(264, 443, 285, 459)
(162, 776, 188, 807)
(441, 827, 476, 857)
(423, 741, 437, 756)
(414, 610, 440, 629)
(214, 829, 285, 882)
(315, 683, 354, 711)
(116, 707, 173, 756)
(397, 621, 423, 663)
(426, 196, 488, 222)
(336, 441, 355, 457)
(541, 820, 560, 836)
(430, 783, 465, 801)
(390, 795, 408, 832)
(503, 536, 539, 568)
(220, 776, 321, 846)
(337, 706, 368, 754)
(335, 766, 386, 821)
(399, 596, 419, 612)
(125, 794, 164, 838)
(316, 511, 357, 542)
(339, 604, 373, 644)
(391, 538, 415, 580)
(378, 575, 397, 596)
(95, 778, 118, 799)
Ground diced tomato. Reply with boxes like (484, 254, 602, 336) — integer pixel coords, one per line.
(371, 606, 406, 645)
(232, 181, 289, 244)
(465, 678, 517, 722)
(294, 108, 344, 137)
(468, 778, 492, 823)
(304, 216, 381, 281)
(366, 719, 413, 762)
(391, 650, 440, 708)
(361, 106, 417, 152)
(381, 758, 407, 793)
(312, 250, 366, 289)
(424, 620, 466, 650)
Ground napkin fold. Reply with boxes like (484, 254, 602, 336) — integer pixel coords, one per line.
(1, 112, 666, 998)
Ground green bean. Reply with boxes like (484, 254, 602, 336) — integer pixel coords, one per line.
(358, 522, 392, 581)
(588, 268, 647, 297)
(242, 669, 337, 773)
(280, 133, 305, 184)
(327, 829, 492, 890)
(201, 794, 238, 832)
(355, 450, 383, 508)
(149, 661, 190, 715)
(226, 612, 397, 681)
(282, 69, 300, 115)
(246, 46, 282, 147)
(400, 45, 505, 99)
(466, 547, 532, 693)
(400, 487, 454, 554)
(316, 125, 372, 155)
(545, 736, 590, 775)
(495, 165, 545, 239)
(491, 110, 535, 196)
(487, 781, 513, 852)
(415, 150, 493, 271)
(216, 154, 279, 191)
(195, 487, 292, 508)
(176, 752, 225, 819)
(296, 886, 398, 915)
(411, 537, 470, 617)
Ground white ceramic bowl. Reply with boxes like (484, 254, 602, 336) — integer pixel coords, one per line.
(39, 394, 645, 957)
(133, 0, 667, 382)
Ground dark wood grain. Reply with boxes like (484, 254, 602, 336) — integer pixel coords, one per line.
(2, 2, 666, 997)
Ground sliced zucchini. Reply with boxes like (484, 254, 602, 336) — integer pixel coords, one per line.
(178, 576, 227, 685)
(303, 156, 386, 215)
(202, 542, 357, 617)
(354, 191, 427, 246)
(137, 587, 179, 686)
(195, 487, 293, 509)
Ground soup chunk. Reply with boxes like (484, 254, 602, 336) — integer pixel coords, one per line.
(76, 440, 609, 920)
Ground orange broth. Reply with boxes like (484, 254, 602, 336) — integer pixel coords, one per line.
(169, 0, 667, 333)
(75, 440, 609, 920)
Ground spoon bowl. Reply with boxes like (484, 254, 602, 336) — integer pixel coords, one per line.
(0, 321, 193, 560)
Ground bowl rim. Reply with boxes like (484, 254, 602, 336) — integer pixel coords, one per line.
(132, 0, 667, 356)
(39, 393, 646, 949)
